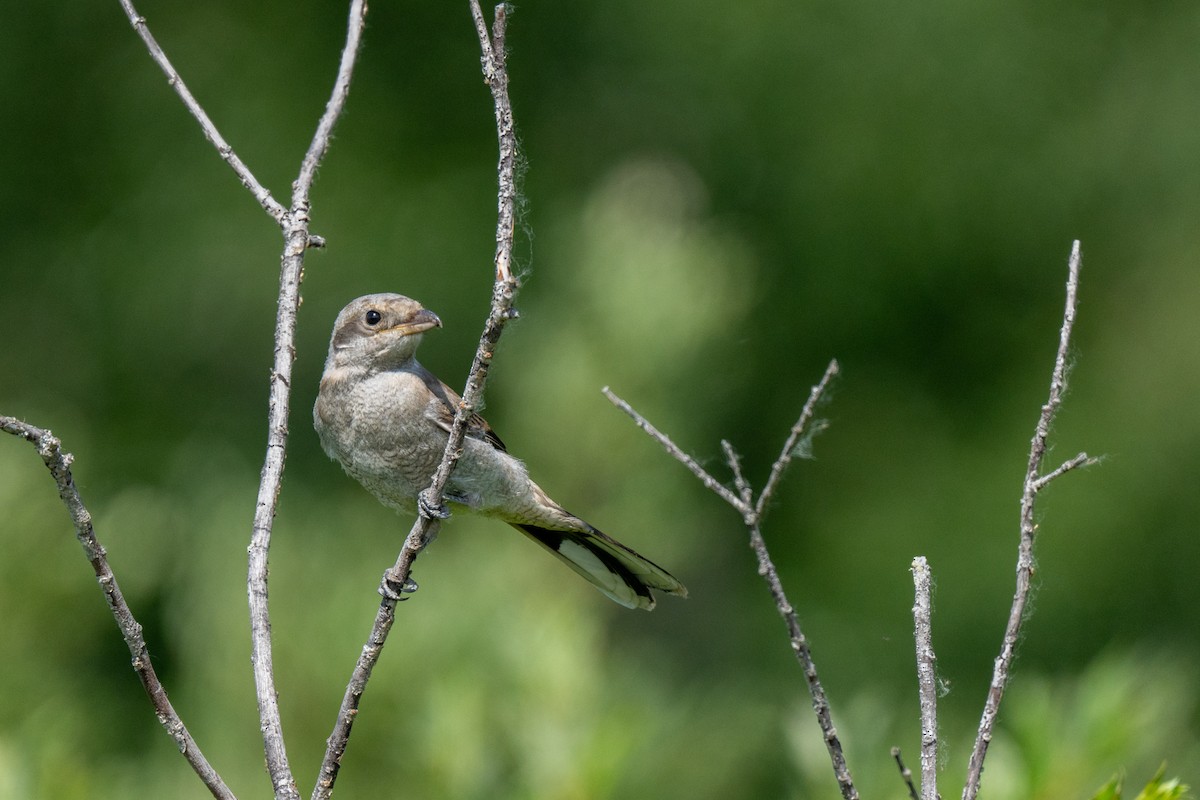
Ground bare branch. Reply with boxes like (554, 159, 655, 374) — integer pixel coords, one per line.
(295, 1, 368, 206)
(116, 0, 288, 225)
(911, 557, 939, 800)
(1032, 451, 1097, 492)
(471, 1, 517, 284)
(755, 359, 839, 520)
(721, 439, 754, 510)
(748, 513, 858, 799)
(603, 387, 750, 515)
(892, 747, 920, 800)
(0, 418, 236, 800)
(608, 365, 855, 799)
(962, 240, 1092, 800)
(243, 3, 369, 798)
(313, 5, 520, 797)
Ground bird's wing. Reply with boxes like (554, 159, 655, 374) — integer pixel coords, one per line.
(416, 363, 507, 452)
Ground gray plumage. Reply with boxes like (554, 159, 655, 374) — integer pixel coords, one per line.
(313, 293, 687, 610)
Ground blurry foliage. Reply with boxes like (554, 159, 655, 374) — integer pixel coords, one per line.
(2, 0, 1199, 798)
(1090, 764, 1192, 800)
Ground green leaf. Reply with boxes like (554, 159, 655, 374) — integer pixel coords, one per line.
(1090, 765, 1192, 800)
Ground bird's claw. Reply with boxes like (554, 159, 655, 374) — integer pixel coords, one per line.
(380, 570, 419, 601)
(418, 489, 451, 520)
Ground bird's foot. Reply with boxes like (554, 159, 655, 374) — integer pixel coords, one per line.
(418, 489, 451, 520)
(380, 569, 419, 601)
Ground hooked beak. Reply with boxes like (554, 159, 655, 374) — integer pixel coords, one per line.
(386, 308, 442, 337)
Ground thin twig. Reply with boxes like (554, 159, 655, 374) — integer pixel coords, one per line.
(295, 2, 368, 204)
(892, 747, 920, 800)
(241, 3, 369, 799)
(1032, 451, 1094, 492)
(962, 240, 1094, 800)
(741, 438, 857, 800)
(610, 360, 855, 799)
(911, 557, 939, 800)
(755, 359, 839, 520)
(603, 388, 750, 515)
(0, 418, 236, 800)
(471, 1, 516, 284)
(312, 5, 520, 798)
(721, 440, 754, 509)
(116, 0, 288, 225)
(748, 518, 857, 799)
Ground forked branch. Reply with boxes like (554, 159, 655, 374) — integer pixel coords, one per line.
(605, 359, 858, 800)
(115, 0, 370, 797)
(244, 3, 369, 797)
(961, 240, 1098, 800)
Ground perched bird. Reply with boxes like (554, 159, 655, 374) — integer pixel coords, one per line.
(313, 293, 687, 610)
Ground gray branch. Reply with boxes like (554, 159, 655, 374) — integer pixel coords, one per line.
(603, 389, 750, 516)
(116, 0, 289, 227)
(961, 240, 1098, 800)
(755, 360, 840, 520)
(0, 418, 235, 800)
(911, 556, 939, 800)
(607, 358, 857, 800)
(4, 2, 368, 797)
(241, 4, 369, 798)
(118, 0, 369, 796)
(312, 5, 520, 799)
(892, 747, 920, 800)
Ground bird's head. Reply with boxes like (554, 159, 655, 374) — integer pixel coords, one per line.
(324, 293, 442, 370)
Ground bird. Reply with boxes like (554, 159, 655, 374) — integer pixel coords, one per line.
(313, 293, 687, 610)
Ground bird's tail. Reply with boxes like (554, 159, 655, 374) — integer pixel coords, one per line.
(512, 522, 687, 611)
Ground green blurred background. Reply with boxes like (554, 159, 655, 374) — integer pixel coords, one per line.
(2, 1, 1198, 798)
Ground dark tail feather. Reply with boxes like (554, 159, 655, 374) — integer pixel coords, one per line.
(513, 523, 687, 611)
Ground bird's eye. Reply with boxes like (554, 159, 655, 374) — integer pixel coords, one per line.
(364, 310, 382, 326)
